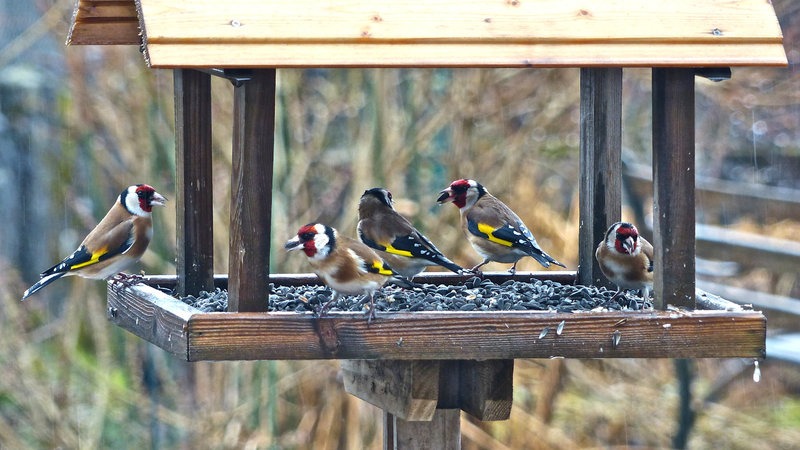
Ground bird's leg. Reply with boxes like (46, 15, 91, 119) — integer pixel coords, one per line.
(316, 292, 339, 318)
(366, 291, 376, 323)
(469, 259, 491, 277)
(509, 261, 519, 275)
(609, 287, 624, 303)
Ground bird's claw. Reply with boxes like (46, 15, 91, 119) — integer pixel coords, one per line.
(110, 272, 144, 289)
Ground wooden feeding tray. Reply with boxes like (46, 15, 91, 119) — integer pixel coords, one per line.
(69, 0, 783, 446)
(107, 272, 765, 362)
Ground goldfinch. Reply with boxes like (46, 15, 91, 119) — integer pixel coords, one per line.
(437, 179, 566, 274)
(286, 223, 407, 321)
(22, 184, 167, 300)
(595, 222, 654, 300)
(358, 187, 464, 279)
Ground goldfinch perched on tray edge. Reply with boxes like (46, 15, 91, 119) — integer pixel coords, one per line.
(286, 223, 410, 321)
(437, 179, 566, 275)
(358, 187, 464, 279)
(22, 184, 167, 300)
(595, 222, 654, 301)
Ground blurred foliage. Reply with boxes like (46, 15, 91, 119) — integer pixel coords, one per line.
(0, 0, 799, 448)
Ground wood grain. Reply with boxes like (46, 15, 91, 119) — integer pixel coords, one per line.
(228, 69, 276, 312)
(68, 0, 139, 45)
(652, 68, 696, 310)
(106, 283, 191, 358)
(107, 280, 766, 361)
(388, 409, 460, 450)
(174, 69, 214, 296)
(185, 310, 765, 361)
(137, 0, 782, 43)
(458, 360, 513, 421)
(142, 42, 787, 69)
(578, 68, 622, 289)
(342, 360, 439, 421)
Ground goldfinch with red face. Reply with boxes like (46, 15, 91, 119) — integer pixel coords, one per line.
(358, 188, 464, 279)
(22, 184, 167, 300)
(437, 179, 566, 274)
(595, 222, 654, 300)
(286, 223, 407, 321)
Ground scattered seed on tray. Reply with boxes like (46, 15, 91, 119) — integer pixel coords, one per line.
(175, 277, 653, 314)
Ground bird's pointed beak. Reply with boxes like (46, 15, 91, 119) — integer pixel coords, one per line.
(437, 188, 454, 204)
(285, 236, 302, 252)
(151, 192, 168, 208)
(623, 236, 635, 253)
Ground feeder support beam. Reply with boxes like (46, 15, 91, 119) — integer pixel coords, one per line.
(228, 69, 276, 312)
(652, 68, 696, 310)
(174, 69, 214, 296)
(578, 68, 623, 288)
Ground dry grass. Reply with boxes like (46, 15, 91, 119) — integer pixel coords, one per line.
(2, 2, 800, 446)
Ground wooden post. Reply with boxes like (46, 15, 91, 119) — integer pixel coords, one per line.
(174, 69, 214, 296)
(385, 409, 461, 450)
(652, 68, 696, 310)
(578, 68, 622, 288)
(228, 69, 276, 312)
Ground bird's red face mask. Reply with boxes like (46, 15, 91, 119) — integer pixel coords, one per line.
(614, 227, 639, 255)
(285, 224, 320, 258)
(437, 179, 471, 209)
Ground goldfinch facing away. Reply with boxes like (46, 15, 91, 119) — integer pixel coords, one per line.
(22, 184, 167, 300)
(286, 223, 407, 321)
(595, 222, 654, 300)
(437, 179, 566, 274)
(358, 187, 464, 278)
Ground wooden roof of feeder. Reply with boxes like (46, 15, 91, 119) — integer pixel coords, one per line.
(68, 0, 787, 68)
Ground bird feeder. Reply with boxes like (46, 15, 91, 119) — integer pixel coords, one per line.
(69, 0, 785, 447)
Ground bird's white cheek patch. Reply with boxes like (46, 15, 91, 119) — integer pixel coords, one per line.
(308, 233, 330, 260)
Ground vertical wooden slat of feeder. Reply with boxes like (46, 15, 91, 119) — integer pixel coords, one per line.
(386, 409, 461, 450)
(228, 69, 276, 312)
(578, 68, 622, 288)
(174, 69, 214, 296)
(458, 360, 513, 421)
(652, 68, 696, 310)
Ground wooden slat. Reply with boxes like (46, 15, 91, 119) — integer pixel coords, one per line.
(578, 68, 622, 289)
(130, 0, 785, 67)
(652, 68, 696, 310)
(698, 281, 800, 316)
(387, 409, 461, 450)
(68, 0, 139, 45)
(695, 224, 800, 274)
(106, 283, 191, 358)
(142, 42, 787, 69)
(228, 69, 276, 312)
(174, 69, 214, 296)
(624, 162, 800, 223)
(107, 282, 765, 360)
(342, 360, 439, 421)
(137, 0, 781, 43)
(458, 360, 513, 421)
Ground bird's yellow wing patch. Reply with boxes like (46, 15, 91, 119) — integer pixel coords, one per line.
(383, 244, 413, 257)
(476, 223, 513, 247)
(70, 247, 109, 269)
(370, 260, 395, 276)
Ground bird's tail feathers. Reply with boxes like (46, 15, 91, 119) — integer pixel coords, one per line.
(429, 254, 465, 275)
(388, 276, 418, 289)
(21, 271, 67, 301)
(529, 249, 567, 269)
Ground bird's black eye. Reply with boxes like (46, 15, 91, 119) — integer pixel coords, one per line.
(137, 190, 146, 198)
(300, 232, 314, 240)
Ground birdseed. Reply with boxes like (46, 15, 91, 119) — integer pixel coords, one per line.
(173, 277, 652, 314)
